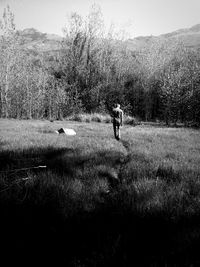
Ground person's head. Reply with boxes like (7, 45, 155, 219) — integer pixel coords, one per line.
(116, 103, 120, 108)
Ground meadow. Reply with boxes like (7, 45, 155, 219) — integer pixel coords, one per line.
(1, 118, 200, 266)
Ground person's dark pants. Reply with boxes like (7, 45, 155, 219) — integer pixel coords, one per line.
(113, 121, 121, 140)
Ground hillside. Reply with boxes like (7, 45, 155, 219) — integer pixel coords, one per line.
(127, 23, 200, 51)
(18, 28, 63, 52)
(161, 23, 200, 49)
(18, 24, 200, 53)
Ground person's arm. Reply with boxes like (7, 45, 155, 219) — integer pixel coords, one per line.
(120, 111, 123, 126)
(111, 109, 114, 121)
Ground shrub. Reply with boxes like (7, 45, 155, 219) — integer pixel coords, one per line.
(123, 115, 138, 126)
(71, 113, 89, 122)
(68, 113, 139, 125)
(68, 113, 112, 123)
(104, 115, 111, 123)
(91, 113, 104, 122)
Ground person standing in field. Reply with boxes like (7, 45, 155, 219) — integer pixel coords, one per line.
(112, 103, 123, 140)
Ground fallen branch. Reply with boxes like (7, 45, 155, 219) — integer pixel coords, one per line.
(0, 165, 47, 174)
(0, 166, 47, 193)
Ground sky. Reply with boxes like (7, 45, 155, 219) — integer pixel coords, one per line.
(0, 0, 200, 38)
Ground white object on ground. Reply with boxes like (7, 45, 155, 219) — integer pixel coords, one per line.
(55, 128, 76, 135)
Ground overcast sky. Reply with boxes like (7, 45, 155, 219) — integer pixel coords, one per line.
(0, 0, 200, 38)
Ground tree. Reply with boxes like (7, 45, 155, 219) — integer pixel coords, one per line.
(0, 5, 20, 117)
(159, 43, 200, 125)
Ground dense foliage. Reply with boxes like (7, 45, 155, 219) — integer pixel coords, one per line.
(1, 5, 200, 126)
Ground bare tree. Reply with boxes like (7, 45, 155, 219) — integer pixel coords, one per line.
(0, 5, 20, 117)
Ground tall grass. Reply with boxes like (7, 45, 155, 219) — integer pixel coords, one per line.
(1, 119, 200, 265)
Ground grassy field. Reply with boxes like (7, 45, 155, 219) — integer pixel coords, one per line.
(1, 118, 200, 266)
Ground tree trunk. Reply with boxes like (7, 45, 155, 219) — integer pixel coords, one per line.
(2, 85, 9, 118)
(2, 66, 10, 118)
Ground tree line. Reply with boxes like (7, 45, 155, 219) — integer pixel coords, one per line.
(1, 5, 200, 126)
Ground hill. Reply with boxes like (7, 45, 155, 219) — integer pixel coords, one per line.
(161, 23, 200, 49)
(18, 28, 63, 52)
(126, 23, 200, 51)
(17, 24, 200, 53)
